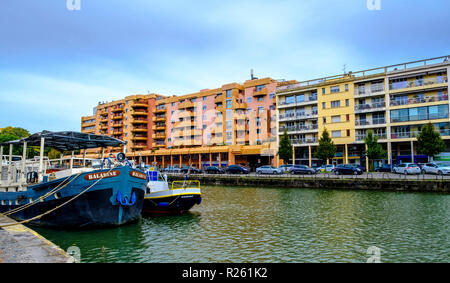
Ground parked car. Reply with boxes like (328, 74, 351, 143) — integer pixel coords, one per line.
(317, 164, 335, 172)
(164, 166, 181, 173)
(334, 164, 363, 175)
(421, 163, 450, 175)
(351, 164, 366, 172)
(392, 163, 421, 175)
(375, 164, 392, 172)
(417, 163, 426, 170)
(204, 166, 225, 174)
(180, 166, 202, 174)
(289, 165, 316, 175)
(256, 165, 282, 174)
(277, 164, 293, 173)
(226, 165, 249, 174)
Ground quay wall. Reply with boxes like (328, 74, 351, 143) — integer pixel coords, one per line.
(167, 175, 450, 193)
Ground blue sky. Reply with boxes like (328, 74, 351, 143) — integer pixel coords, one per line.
(0, 0, 449, 133)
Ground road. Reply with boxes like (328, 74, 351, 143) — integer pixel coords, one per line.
(164, 171, 450, 180)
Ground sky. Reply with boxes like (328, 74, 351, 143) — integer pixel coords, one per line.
(0, 0, 449, 133)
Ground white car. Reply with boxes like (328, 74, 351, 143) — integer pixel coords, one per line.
(256, 165, 282, 174)
(393, 163, 421, 175)
(422, 162, 450, 175)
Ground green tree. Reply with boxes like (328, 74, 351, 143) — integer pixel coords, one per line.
(315, 128, 336, 164)
(278, 129, 293, 165)
(0, 127, 31, 156)
(416, 123, 446, 162)
(364, 130, 386, 171)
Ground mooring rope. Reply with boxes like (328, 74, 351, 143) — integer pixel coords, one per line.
(0, 168, 114, 228)
(2, 172, 82, 216)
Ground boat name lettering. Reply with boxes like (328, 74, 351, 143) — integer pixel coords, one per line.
(84, 170, 121, 181)
(130, 171, 147, 180)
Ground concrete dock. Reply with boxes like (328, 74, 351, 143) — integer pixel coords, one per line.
(0, 214, 74, 263)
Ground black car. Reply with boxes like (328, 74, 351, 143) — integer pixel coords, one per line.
(375, 164, 392, 172)
(205, 166, 225, 174)
(180, 166, 202, 174)
(334, 164, 363, 175)
(226, 165, 249, 174)
(289, 165, 316, 175)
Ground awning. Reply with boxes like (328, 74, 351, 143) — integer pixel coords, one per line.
(0, 131, 126, 152)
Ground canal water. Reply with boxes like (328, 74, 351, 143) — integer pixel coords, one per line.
(33, 186, 450, 263)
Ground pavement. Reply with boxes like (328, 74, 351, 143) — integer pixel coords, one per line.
(0, 214, 75, 263)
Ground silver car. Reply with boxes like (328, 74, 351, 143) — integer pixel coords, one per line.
(422, 162, 450, 175)
(393, 163, 421, 175)
(256, 165, 282, 174)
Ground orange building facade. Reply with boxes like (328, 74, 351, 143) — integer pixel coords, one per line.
(81, 77, 280, 170)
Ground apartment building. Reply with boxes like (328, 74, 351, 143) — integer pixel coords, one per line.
(81, 77, 280, 170)
(277, 55, 450, 167)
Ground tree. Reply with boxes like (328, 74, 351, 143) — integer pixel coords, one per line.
(364, 130, 386, 171)
(416, 123, 446, 162)
(0, 127, 31, 156)
(278, 129, 293, 165)
(315, 128, 336, 164)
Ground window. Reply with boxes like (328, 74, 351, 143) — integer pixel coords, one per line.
(332, 115, 341, 123)
(330, 86, 340, 93)
(255, 85, 266, 92)
(226, 100, 232, 109)
(258, 97, 264, 102)
(346, 129, 350, 136)
(323, 117, 327, 124)
(332, 130, 341, 138)
(246, 97, 252, 103)
(322, 88, 326, 94)
(331, 100, 340, 108)
(258, 106, 264, 114)
(226, 90, 232, 98)
(345, 84, 349, 91)
(270, 93, 275, 99)
(322, 102, 326, 109)
(203, 96, 207, 101)
(296, 94, 305, 103)
(191, 98, 196, 103)
(285, 96, 295, 104)
(256, 129, 261, 134)
(203, 105, 207, 111)
(346, 99, 349, 107)
(346, 114, 350, 121)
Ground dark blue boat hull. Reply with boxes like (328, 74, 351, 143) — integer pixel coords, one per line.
(0, 166, 147, 229)
(142, 194, 201, 214)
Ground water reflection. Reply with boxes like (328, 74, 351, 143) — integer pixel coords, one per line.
(35, 186, 450, 263)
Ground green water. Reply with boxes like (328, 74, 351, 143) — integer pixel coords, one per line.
(33, 186, 450, 263)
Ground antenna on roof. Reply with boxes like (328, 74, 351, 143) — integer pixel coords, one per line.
(343, 64, 347, 75)
(250, 69, 258, 80)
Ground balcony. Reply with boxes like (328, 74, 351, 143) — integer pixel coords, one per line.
(389, 76, 448, 92)
(279, 111, 318, 122)
(354, 83, 385, 97)
(278, 96, 318, 109)
(233, 113, 246, 120)
(153, 133, 166, 140)
(354, 101, 386, 113)
(391, 129, 450, 139)
(178, 101, 195, 109)
(112, 130, 123, 135)
(236, 124, 246, 131)
(131, 127, 147, 133)
(131, 118, 148, 124)
(152, 124, 166, 131)
(253, 88, 268, 97)
(112, 114, 123, 120)
(214, 95, 223, 103)
(355, 133, 387, 141)
(290, 137, 318, 145)
(111, 122, 123, 128)
(179, 111, 198, 119)
(355, 118, 386, 127)
(131, 110, 149, 116)
(133, 135, 148, 141)
(153, 116, 166, 122)
(131, 143, 147, 149)
(155, 108, 166, 114)
(111, 106, 124, 113)
(279, 124, 318, 134)
(131, 101, 148, 108)
(390, 93, 448, 107)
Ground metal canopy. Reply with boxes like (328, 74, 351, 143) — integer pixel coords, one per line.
(0, 131, 126, 151)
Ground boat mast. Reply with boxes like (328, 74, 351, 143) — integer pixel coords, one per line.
(7, 144, 13, 183)
(20, 141, 27, 186)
